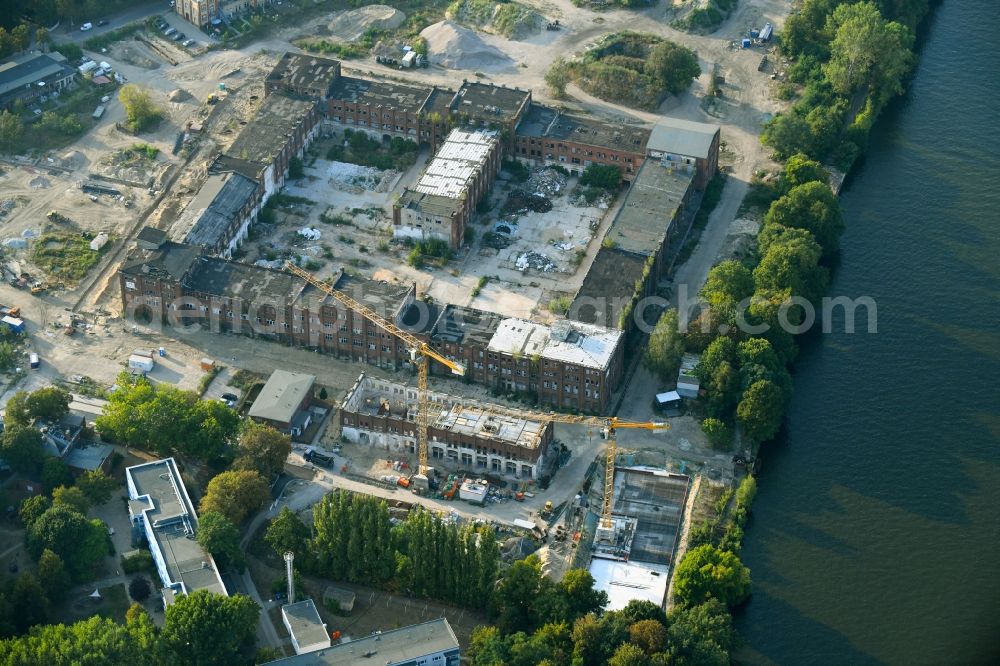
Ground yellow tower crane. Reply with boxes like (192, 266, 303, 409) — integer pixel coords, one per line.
(451, 404, 669, 531)
(285, 263, 465, 487)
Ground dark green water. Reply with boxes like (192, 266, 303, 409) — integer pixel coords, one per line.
(736, 3, 1000, 664)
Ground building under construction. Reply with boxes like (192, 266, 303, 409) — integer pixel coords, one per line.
(589, 466, 690, 610)
(339, 373, 554, 479)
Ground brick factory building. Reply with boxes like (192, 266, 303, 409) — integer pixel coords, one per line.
(393, 128, 502, 249)
(339, 373, 555, 479)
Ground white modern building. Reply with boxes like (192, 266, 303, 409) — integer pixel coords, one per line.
(125, 458, 227, 603)
(265, 618, 460, 665)
(281, 599, 331, 655)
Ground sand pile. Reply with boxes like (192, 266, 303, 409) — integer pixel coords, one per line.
(420, 20, 513, 70)
(328, 5, 406, 42)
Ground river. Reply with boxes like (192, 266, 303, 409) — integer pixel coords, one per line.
(735, 2, 1000, 664)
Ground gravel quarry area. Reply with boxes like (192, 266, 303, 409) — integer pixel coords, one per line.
(421, 20, 516, 71)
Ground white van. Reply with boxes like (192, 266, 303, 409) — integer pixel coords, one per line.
(29, 353, 39, 369)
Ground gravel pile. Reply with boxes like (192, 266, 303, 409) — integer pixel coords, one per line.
(328, 5, 406, 42)
(420, 20, 513, 70)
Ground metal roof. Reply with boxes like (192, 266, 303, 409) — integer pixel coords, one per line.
(177, 172, 260, 249)
(409, 128, 498, 200)
(646, 117, 720, 159)
(487, 317, 622, 371)
(248, 370, 316, 423)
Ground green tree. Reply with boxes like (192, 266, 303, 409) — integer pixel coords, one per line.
(666, 598, 736, 664)
(37, 548, 71, 603)
(737, 337, 793, 401)
(77, 469, 118, 505)
(199, 470, 269, 525)
(0, 611, 159, 665)
(737, 379, 785, 442)
(701, 260, 754, 312)
(2, 390, 30, 426)
(545, 58, 570, 98)
(492, 554, 545, 634)
(10, 24, 29, 52)
(0, 110, 23, 151)
(645, 309, 685, 380)
(232, 421, 291, 478)
(162, 590, 259, 666)
(559, 569, 608, 621)
(696, 337, 741, 419)
(264, 506, 309, 558)
(629, 618, 669, 654)
(570, 613, 607, 666)
(579, 163, 622, 191)
(701, 417, 731, 449)
(619, 599, 668, 626)
(35, 26, 49, 45)
(644, 41, 701, 95)
(673, 544, 751, 607)
(824, 2, 914, 101)
(764, 181, 844, 256)
(609, 642, 651, 666)
(783, 152, 829, 188)
(129, 576, 151, 603)
(1, 424, 44, 475)
(25, 386, 71, 421)
(52, 485, 89, 514)
(197, 512, 244, 568)
(10, 573, 49, 633)
(761, 113, 814, 160)
(18, 495, 51, 527)
(753, 228, 828, 303)
(28, 505, 107, 580)
(118, 84, 163, 133)
(41, 458, 74, 490)
(778, 0, 840, 58)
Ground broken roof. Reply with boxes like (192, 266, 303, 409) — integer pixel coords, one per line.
(184, 256, 305, 304)
(329, 75, 432, 113)
(227, 94, 315, 165)
(266, 52, 341, 97)
(606, 160, 694, 256)
(120, 241, 201, 282)
(647, 117, 720, 159)
(248, 369, 316, 423)
(176, 172, 260, 250)
(518, 103, 650, 153)
(409, 128, 498, 199)
(428, 304, 503, 346)
(570, 247, 648, 328)
(452, 80, 530, 124)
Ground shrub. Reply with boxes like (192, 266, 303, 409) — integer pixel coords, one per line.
(121, 550, 155, 575)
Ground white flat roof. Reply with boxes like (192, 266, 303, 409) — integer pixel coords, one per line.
(410, 128, 498, 200)
(487, 317, 622, 371)
(589, 557, 669, 611)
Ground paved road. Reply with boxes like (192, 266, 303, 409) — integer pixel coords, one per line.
(54, 1, 167, 45)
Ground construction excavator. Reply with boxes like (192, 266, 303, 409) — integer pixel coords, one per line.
(285, 263, 670, 519)
(285, 262, 465, 490)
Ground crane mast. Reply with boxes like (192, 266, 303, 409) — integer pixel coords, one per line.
(285, 263, 465, 486)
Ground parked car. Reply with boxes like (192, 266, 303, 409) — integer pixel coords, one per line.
(97, 19, 108, 26)
(164, 27, 176, 36)
(171, 32, 183, 41)
(80, 22, 93, 31)
(182, 39, 194, 47)
(221, 393, 238, 403)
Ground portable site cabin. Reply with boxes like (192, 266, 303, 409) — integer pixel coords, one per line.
(759, 23, 774, 42)
(2, 316, 25, 334)
(655, 390, 682, 410)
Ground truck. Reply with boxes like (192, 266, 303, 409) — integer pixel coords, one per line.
(401, 51, 416, 68)
(303, 447, 334, 468)
(92, 105, 105, 120)
(0, 304, 20, 318)
(759, 22, 774, 42)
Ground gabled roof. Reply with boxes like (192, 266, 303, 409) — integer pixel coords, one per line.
(0, 52, 74, 97)
(248, 370, 316, 423)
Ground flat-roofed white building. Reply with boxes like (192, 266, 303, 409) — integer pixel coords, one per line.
(125, 458, 227, 602)
(281, 599, 331, 655)
(264, 618, 460, 665)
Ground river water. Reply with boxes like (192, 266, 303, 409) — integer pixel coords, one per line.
(735, 3, 1000, 664)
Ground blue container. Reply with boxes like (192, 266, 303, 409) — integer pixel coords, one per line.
(750, 29, 760, 38)
(741, 38, 752, 48)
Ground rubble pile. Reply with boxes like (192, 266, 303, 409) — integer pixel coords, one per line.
(502, 190, 552, 216)
(526, 167, 567, 198)
(515, 251, 555, 272)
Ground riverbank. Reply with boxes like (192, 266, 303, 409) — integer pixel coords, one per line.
(735, 1, 1000, 660)
(658, 1, 943, 660)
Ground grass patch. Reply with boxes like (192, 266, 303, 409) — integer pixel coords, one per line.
(30, 232, 106, 283)
(448, 0, 541, 38)
(83, 20, 145, 51)
(471, 275, 489, 297)
(406, 238, 452, 268)
(673, 171, 727, 267)
(551, 32, 699, 110)
(295, 38, 368, 59)
(198, 364, 223, 396)
(326, 129, 418, 171)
